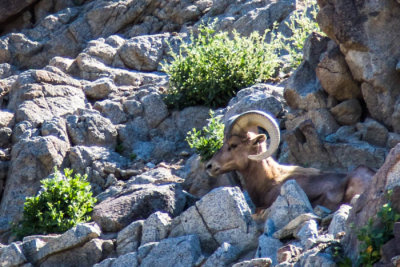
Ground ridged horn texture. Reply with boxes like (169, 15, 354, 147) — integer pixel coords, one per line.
(225, 110, 280, 161)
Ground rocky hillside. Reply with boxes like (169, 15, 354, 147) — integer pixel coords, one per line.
(0, 0, 400, 266)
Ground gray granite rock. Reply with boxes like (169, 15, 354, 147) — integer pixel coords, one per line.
(265, 180, 313, 236)
(140, 235, 201, 267)
(328, 204, 351, 238)
(66, 109, 118, 149)
(40, 238, 113, 267)
(32, 223, 101, 263)
(94, 99, 127, 125)
(169, 187, 259, 253)
(294, 220, 319, 249)
(116, 220, 144, 256)
(203, 242, 240, 267)
(141, 211, 172, 245)
(273, 213, 319, 240)
(232, 257, 272, 267)
(92, 184, 187, 232)
(84, 78, 117, 100)
(255, 235, 282, 265)
(0, 243, 27, 267)
(141, 93, 169, 128)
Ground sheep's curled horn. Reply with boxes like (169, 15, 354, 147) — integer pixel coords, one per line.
(225, 110, 281, 161)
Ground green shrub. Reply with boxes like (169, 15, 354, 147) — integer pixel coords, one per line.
(279, 0, 323, 70)
(14, 168, 97, 238)
(356, 190, 400, 266)
(162, 23, 281, 109)
(162, 1, 322, 110)
(186, 110, 224, 162)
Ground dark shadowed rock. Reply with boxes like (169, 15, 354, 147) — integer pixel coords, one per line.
(356, 118, 389, 147)
(285, 120, 387, 170)
(40, 238, 113, 267)
(344, 144, 400, 261)
(330, 99, 362, 125)
(0, 0, 38, 23)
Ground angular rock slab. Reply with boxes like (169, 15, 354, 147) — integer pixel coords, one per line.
(141, 211, 172, 245)
(40, 238, 113, 267)
(92, 183, 187, 232)
(328, 204, 351, 238)
(256, 235, 282, 266)
(140, 235, 201, 267)
(0, 243, 27, 267)
(272, 213, 320, 240)
(169, 187, 259, 253)
(265, 180, 314, 236)
(116, 220, 144, 256)
(203, 242, 240, 267)
(33, 223, 101, 263)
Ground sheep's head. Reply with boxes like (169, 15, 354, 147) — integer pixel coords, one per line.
(206, 110, 280, 177)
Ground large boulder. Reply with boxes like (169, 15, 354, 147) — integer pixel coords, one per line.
(0, 135, 69, 233)
(317, 0, 400, 131)
(30, 223, 101, 264)
(169, 187, 259, 253)
(140, 235, 202, 267)
(92, 183, 187, 232)
(40, 238, 113, 267)
(7, 68, 85, 126)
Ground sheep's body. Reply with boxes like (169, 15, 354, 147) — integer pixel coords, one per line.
(206, 111, 375, 211)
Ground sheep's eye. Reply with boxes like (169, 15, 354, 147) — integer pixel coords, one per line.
(228, 144, 238, 151)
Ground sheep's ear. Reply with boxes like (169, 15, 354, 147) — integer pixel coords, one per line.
(250, 134, 266, 146)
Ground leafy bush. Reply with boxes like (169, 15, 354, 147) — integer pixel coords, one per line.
(14, 168, 97, 238)
(186, 110, 224, 162)
(162, 23, 281, 109)
(277, 0, 323, 70)
(356, 190, 400, 266)
(162, 1, 322, 110)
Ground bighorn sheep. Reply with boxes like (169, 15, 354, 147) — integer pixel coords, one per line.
(206, 110, 374, 211)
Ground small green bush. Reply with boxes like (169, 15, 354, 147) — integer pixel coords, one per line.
(162, 23, 281, 109)
(278, 0, 322, 70)
(14, 168, 97, 238)
(186, 110, 224, 162)
(356, 190, 400, 266)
